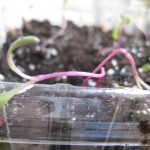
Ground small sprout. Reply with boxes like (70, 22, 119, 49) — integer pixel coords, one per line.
(142, 63, 150, 72)
(0, 36, 106, 108)
(112, 26, 120, 40)
(112, 15, 130, 41)
(120, 15, 131, 24)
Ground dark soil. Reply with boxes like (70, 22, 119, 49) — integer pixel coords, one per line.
(138, 120, 150, 144)
(138, 120, 150, 134)
(1, 20, 150, 88)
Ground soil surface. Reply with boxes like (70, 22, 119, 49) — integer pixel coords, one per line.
(1, 20, 150, 88)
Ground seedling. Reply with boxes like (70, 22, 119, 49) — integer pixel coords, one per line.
(112, 16, 130, 41)
(99, 15, 130, 55)
(0, 36, 150, 110)
(142, 63, 150, 72)
(42, 0, 68, 48)
(1, 36, 105, 108)
(100, 15, 149, 55)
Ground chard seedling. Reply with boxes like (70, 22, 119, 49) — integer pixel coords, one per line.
(100, 15, 149, 56)
(0, 36, 105, 109)
(112, 16, 130, 40)
(42, 0, 68, 47)
(82, 49, 150, 91)
(100, 16, 130, 56)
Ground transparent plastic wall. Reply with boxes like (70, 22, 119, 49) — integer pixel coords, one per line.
(0, 82, 150, 148)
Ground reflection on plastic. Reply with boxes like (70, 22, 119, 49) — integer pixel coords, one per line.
(0, 82, 150, 146)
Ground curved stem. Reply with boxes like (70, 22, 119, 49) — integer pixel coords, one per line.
(82, 49, 141, 88)
(0, 68, 105, 108)
(7, 36, 39, 79)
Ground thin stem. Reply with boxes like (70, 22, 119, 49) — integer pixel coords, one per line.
(95, 76, 105, 87)
(137, 26, 149, 41)
(100, 23, 123, 56)
(42, 17, 68, 47)
(82, 49, 141, 88)
(138, 77, 150, 90)
(33, 67, 105, 83)
(0, 68, 105, 108)
(7, 52, 33, 80)
(7, 36, 39, 79)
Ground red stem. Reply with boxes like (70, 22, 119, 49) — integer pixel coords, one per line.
(82, 49, 139, 86)
(32, 67, 105, 84)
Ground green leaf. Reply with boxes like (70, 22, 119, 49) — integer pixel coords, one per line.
(112, 27, 120, 40)
(0, 81, 35, 109)
(8, 36, 40, 53)
(121, 15, 131, 24)
(0, 90, 15, 108)
(142, 63, 150, 72)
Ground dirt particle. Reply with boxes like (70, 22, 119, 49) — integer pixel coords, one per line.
(138, 120, 150, 134)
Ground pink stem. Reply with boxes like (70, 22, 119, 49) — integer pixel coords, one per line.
(82, 49, 139, 86)
(95, 76, 105, 87)
(137, 26, 149, 41)
(32, 67, 105, 84)
(43, 17, 67, 46)
(99, 24, 124, 56)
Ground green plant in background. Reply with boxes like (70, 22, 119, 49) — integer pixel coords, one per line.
(112, 15, 130, 40)
(99, 15, 131, 56)
(142, 63, 150, 72)
(100, 14, 149, 56)
(0, 36, 150, 109)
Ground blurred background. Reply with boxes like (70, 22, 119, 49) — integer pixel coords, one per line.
(0, 0, 150, 46)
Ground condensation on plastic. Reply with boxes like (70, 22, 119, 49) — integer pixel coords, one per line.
(0, 81, 150, 146)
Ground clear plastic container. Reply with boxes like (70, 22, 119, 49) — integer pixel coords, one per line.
(0, 82, 150, 147)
